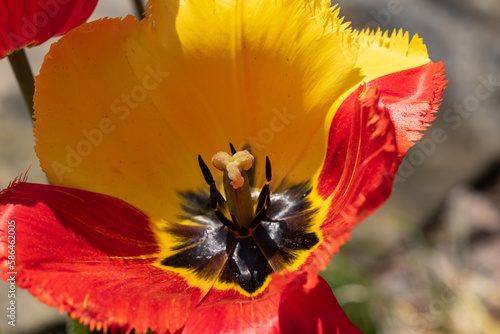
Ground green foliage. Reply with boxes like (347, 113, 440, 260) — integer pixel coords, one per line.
(67, 318, 90, 334)
(66, 318, 152, 334)
(322, 251, 377, 334)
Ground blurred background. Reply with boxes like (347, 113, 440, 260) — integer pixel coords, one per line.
(1, 0, 499, 333)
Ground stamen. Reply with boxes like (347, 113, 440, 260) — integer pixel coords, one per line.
(229, 142, 237, 155)
(266, 156, 272, 182)
(229, 213, 241, 230)
(251, 177, 271, 230)
(250, 203, 268, 229)
(209, 186, 226, 212)
(255, 184, 269, 214)
(214, 206, 239, 231)
(198, 155, 216, 188)
(198, 155, 225, 211)
(253, 156, 272, 224)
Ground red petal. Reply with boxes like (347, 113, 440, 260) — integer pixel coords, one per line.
(51, 0, 99, 39)
(0, 0, 97, 58)
(314, 85, 399, 269)
(182, 273, 362, 334)
(362, 62, 446, 161)
(0, 181, 202, 334)
(309, 62, 446, 270)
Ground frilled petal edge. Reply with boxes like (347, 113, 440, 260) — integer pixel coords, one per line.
(0, 180, 203, 334)
(363, 61, 447, 160)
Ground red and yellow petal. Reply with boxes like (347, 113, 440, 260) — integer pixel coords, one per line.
(306, 85, 399, 271)
(324, 29, 447, 158)
(287, 35, 445, 204)
(0, 181, 203, 333)
(292, 34, 446, 273)
(183, 273, 362, 334)
(0, 0, 97, 58)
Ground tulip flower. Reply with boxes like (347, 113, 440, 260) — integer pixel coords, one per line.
(0, 0, 446, 333)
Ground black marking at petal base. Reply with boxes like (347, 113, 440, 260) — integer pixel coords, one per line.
(161, 223, 238, 281)
(252, 182, 320, 271)
(161, 181, 320, 294)
(270, 182, 315, 219)
(177, 189, 213, 222)
(218, 237, 274, 293)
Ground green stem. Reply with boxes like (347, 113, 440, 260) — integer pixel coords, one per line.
(7, 49, 35, 121)
(132, 0, 146, 19)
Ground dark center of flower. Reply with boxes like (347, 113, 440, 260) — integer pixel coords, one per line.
(158, 144, 321, 295)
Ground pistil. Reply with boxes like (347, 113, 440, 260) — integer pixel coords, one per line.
(212, 150, 255, 228)
(198, 146, 272, 235)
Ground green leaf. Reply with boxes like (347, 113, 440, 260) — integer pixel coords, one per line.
(67, 318, 90, 334)
(65, 318, 154, 334)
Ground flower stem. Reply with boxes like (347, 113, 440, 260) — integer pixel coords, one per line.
(131, 0, 146, 19)
(7, 49, 35, 121)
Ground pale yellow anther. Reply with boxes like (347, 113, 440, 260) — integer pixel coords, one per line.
(212, 150, 254, 189)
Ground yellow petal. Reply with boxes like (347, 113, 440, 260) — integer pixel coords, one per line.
(130, 0, 358, 188)
(34, 17, 193, 221)
(355, 28, 429, 82)
(34, 1, 359, 220)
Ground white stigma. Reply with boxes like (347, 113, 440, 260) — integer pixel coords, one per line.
(212, 150, 254, 189)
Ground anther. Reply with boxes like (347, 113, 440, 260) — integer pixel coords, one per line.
(265, 156, 272, 182)
(251, 157, 272, 229)
(199, 155, 225, 210)
(229, 142, 236, 155)
(198, 155, 217, 188)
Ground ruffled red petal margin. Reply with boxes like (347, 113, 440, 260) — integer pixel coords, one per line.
(363, 61, 447, 161)
(313, 85, 399, 270)
(182, 272, 362, 334)
(0, 0, 97, 58)
(0, 180, 202, 334)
